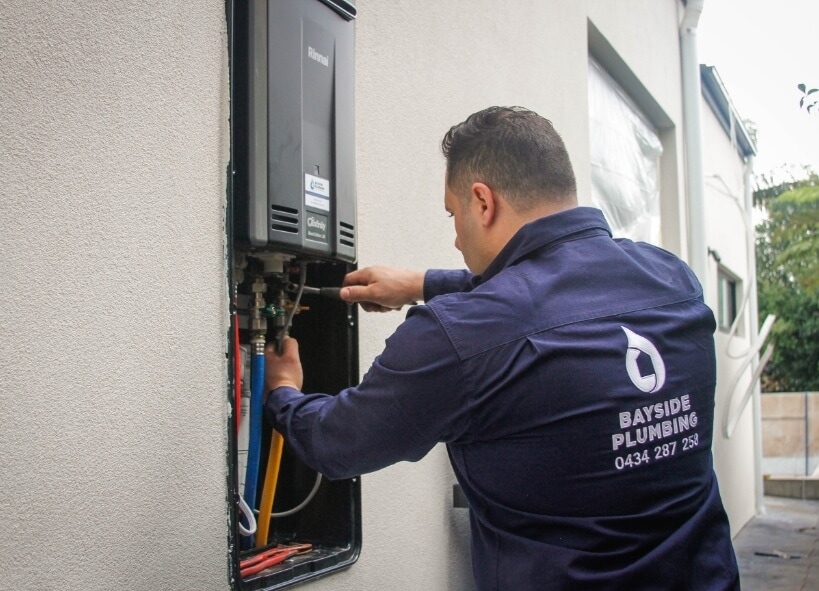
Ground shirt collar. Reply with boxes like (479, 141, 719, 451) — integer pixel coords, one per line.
(473, 206, 613, 285)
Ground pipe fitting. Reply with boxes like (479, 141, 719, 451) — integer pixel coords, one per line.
(249, 278, 268, 335)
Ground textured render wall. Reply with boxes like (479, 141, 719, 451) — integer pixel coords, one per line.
(701, 102, 758, 535)
(0, 2, 230, 590)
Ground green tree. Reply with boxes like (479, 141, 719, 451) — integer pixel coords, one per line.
(755, 172, 819, 391)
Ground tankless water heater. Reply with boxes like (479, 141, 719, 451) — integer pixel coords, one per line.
(235, 0, 357, 263)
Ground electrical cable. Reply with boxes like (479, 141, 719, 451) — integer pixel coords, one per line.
(704, 175, 758, 360)
(238, 494, 257, 536)
(252, 472, 323, 520)
(724, 277, 756, 359)
(271, 472, 323, 518)
(722, 314, 776, 439)
(705, 175, 779, 440)
(276, 263, 307, 353)
(723, 342, 775, 439)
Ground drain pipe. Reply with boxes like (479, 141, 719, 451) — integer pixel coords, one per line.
(744, 155, 765, 514)
(680, 0, 708, 295)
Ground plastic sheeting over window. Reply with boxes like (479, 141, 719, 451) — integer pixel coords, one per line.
(588, 59, 662, 243)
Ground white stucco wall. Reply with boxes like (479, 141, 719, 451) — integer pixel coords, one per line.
(0, 1, 755, 590)
(701, 101, 758, 535)
(0, 2, 230, 589)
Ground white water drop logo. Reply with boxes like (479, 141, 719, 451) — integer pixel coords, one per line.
(622, 327, 666, 393)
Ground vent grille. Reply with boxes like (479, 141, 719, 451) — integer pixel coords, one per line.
(339, 221, 355, 248)
(271, 205, 299, 234)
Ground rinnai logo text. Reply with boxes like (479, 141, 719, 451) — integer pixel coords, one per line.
(308, 46, 329, 67)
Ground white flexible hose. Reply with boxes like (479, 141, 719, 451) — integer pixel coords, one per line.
(252, 472, 323, 521)
(271, 472, 323, 518)
(238, 494, 257, 536)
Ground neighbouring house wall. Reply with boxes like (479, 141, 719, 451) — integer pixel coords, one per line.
(701, 96, 758, 534)
(0, 1, 755, 590)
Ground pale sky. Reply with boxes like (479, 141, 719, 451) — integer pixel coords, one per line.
(698, 0, 819, 180)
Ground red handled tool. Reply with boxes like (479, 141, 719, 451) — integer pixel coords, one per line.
(240, 543, 312, 578)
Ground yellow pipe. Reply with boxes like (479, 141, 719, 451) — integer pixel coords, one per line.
(255, 430, 284, 548)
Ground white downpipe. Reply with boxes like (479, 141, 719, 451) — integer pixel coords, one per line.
(744, 156, 766, 514)
(680, 0, 708, 295)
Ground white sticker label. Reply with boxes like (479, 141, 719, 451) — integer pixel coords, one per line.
(305, 193, 330, 212)
(305, 173, 330, 198)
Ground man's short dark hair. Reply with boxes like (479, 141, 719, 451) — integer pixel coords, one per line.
(441, 106, 577, 209)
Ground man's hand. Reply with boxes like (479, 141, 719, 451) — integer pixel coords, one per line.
(265, 338, 303, 394)
(340, 266, 425, 312)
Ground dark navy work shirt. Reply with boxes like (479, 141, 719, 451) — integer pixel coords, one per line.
(266, 207, 740, 590)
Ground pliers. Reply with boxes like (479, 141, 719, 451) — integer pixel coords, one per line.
(240, 543, 312, 578)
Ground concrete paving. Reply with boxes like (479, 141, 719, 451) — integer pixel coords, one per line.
(734, 496, 819, 590)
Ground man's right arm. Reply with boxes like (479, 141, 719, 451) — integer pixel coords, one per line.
(339, 266, 473, 311)
(265, 305, 470, 479)
(423, 269, 474, 301)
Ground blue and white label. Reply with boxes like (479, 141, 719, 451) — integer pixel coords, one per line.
(305, 173, 330, 198)
(305, 193, 330, 212)
(305, 173, 331, 212)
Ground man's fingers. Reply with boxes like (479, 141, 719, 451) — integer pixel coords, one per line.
(280, 336, 299, 356)
(341, 285, 398, 312)
(340, 285, 370, 303)
(265, 337, 300, 359)
(340, 266, 423, 311)
(360, 302, 394, 313)
(264, 337, 303, 391)
(341, 268, 370, 287)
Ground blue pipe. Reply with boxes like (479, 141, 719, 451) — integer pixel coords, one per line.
(243, 348, 266, 542)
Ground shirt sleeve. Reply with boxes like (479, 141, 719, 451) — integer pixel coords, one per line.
(423, 269, 474, 301)
(264, 305, 470, 480)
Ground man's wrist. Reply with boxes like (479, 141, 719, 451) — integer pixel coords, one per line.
(413, 270, 426, 302)
(264, 382, 301, 404)
(268, 381, 301, 393)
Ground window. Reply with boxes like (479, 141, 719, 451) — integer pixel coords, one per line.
(588, 59, 663, 244)
(717, 269, 738, 332)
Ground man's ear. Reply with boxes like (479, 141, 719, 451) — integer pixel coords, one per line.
(470, 182, 496, 227)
